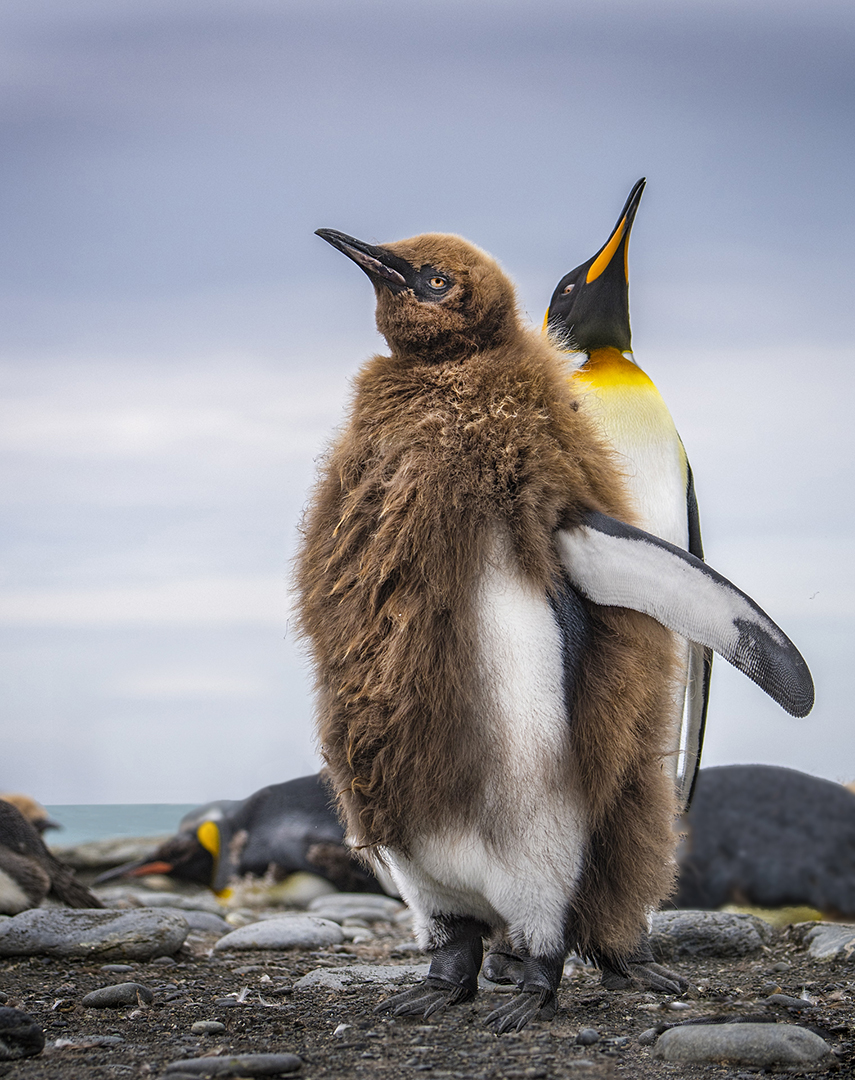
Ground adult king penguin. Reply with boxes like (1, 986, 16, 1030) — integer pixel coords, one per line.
(545, 178, 709, 808)
(298, 227, 813, 1032)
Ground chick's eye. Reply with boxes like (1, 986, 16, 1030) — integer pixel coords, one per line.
(428, 276, 448, 290)
(563, 284, 574, 295)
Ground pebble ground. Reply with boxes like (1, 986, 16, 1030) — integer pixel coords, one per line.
(1, 917, 852, 1079)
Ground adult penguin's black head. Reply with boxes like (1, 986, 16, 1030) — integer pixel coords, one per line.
(315, 229, 519, 362)
(545, 177, 645, 354)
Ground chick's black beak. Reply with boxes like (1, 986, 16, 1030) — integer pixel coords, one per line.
(315, 229, 413, 293)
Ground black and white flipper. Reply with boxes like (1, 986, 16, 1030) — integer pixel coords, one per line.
(557, 510, 814, 718)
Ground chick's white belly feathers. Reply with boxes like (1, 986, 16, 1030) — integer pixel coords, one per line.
(385, 532, 587, 957)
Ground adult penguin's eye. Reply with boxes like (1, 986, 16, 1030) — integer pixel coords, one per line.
(563, 284, 574, 295)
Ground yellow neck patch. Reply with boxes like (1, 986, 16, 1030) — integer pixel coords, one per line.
(575, 346, 655, 390)
(196, 820, 221, 859)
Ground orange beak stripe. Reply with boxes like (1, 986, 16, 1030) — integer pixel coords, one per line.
(586, 217, 626, 284)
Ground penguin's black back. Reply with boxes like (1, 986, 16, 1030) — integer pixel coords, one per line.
(675, 764, 855, 916)
(232, 775, 345, 875)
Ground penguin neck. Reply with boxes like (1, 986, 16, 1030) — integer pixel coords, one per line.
(576, 347, 654, 390)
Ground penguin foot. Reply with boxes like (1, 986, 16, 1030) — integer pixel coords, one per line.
(597, 929, 691, 994)
(486, 988, 557, 1034)
(607, 960, 691, 995)
(482, 947, 524, 986)
(485, 951, 563, 1032)
(375, 977, 474, 1018)
(376, 915, 486, 1019)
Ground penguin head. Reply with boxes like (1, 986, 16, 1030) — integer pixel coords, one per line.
(316, 229, 519, 361)
(545, 177, 645, 354)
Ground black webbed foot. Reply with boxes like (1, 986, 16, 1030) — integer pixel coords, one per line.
(375, 977, 474, 1018)
(375, 914, 486, 1020)
(486, 987, 557, 1033)
(485, 951, 564, 1033)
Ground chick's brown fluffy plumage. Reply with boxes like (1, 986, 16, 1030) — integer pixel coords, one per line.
(296, 233, 677, 959)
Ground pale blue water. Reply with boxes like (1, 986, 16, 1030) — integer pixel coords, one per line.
(44, 804, 197, 849)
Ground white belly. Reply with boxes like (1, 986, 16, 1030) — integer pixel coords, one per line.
(0, 867, 33, 914)
(386, 531, 587, 958)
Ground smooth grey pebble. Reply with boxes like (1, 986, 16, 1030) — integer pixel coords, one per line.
(575, 1027, 600, 1045)
(162, 1052, 302, 1075)
(190, 1021, 226, 1035)
(214, 915, 343, 952)
(762, 993, 814, 1010)
(82, 982, 154, 1008)
(653, 1022, 835, 1068)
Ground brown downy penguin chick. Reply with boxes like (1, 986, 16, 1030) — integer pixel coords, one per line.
(298, 229, 813, 1032)
(0, 801, 102, 914)
(0, 794, 61, 834)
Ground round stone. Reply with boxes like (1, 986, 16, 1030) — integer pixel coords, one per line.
(82, 982, 154, 1008)
(213, 915, 343, 952)
(653, 1022, 835, 1068)
(190, 1021, 226, 1035)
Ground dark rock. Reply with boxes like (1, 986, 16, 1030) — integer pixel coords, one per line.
(0, 908, 188, 960)
(791, 921, 855, 960)
(0, 1007, 44, 1060)
(575, 1027, 600, 1045)
(650, 910, 772, 959)
(82, 982, 154, 1008)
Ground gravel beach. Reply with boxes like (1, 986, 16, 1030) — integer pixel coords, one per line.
(1, 893, 852, 1079)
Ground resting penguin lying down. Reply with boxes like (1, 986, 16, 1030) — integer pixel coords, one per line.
(674, 764, 855, 917)
(97, 774, 384, 895)
(298, 228, 814, 1032)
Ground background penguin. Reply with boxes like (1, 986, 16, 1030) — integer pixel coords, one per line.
(0, 800, 102, 914)
(298, 227, 813, 1031)
(97, 773, 383, 895)
(545, 178, 710, 809)
(674, 764, 855, 917)
(0, 794, 61, 835)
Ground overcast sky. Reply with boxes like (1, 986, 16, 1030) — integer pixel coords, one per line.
(1, 0, 853, 804)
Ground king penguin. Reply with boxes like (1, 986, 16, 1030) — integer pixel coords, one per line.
(298, 227, 813, 1031)
(545, 178, 710, 809)
(96, 774, 383, 895)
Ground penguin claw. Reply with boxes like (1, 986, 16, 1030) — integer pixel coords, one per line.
(486, 989, 557, 1034)
(375, 978, 474, 1019)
